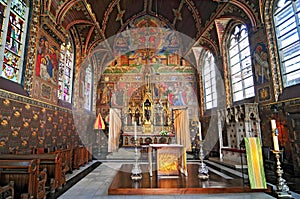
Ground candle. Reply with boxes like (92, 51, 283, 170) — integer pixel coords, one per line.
(134, 121, 137, 140)
(273, 135, 280, 151)
(271, 119, 276, 131)
(271, 120, 279, 151)
(198, 121, 202, 140)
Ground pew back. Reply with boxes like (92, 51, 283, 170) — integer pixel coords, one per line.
(0, 153, 64, 193)
(0, 159, 38, 199)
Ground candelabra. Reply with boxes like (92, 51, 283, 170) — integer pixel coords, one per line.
(198, 140, 209, 180)
(272, 150, 292, 198)
(131, 139, 142, 180)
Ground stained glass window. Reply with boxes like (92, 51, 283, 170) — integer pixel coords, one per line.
(84, 65, 92, 110)
(58, 39, 74, 103)
(0, 0, 28, 82)
(274, 0, 300, 87)
(203, 50, 217, 110)
(228, 24, 255, 102)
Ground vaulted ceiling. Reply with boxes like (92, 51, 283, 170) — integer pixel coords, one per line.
(43, 0, 260, 60)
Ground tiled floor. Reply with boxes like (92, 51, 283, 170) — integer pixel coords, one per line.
(56, 160, 300, 199)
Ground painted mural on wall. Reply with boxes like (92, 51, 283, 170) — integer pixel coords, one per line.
(98, 72, 198, 121)
(252, 42, 270, 84)
(250, 28, 273, 104)
(35, 34, 60, 84)
(31, 30, 61, 104)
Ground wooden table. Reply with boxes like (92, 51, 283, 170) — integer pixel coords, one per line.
(148, 144, 187, 177)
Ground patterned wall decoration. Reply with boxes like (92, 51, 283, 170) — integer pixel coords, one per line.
(0, 89, 91, 154)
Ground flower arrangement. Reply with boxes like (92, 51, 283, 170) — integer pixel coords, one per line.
(160, 130, 169, 136)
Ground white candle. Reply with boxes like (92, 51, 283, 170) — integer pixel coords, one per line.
(271, 119, 276, 131)
(273, 135, 280, 151)
(271, 120, 279, 151)
(134, 121, 137, 140)
(198, 121, 202, 140)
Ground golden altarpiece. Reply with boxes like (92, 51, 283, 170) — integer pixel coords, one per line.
(123, 72, 173, 147)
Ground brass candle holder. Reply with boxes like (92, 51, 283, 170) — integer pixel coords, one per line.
(198, 140, 209, 180)
(131, 139, 142, 180)
(271, 150, 292, 198)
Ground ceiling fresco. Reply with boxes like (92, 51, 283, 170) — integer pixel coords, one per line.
(41, 0, 260, 60)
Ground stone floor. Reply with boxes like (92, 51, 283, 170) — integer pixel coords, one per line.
(53, 160, 300, 199)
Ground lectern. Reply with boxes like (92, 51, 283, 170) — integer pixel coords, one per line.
(148, 144, 187, 177)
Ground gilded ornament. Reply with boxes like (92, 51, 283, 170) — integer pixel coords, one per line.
(14, 111, 21, 117)
(3, 99, 10, 106)
(33, 114, 38, 120)
(23, 121, 29, 127)
(22, 140, 28, 146)
(1, 119, 8, 126)
(25, 104, 31, 109)
(12, 130, 18, 137)
(48, 117, 52, 122)
(0, 141, 6, 147)
(32, 131, 37, 136)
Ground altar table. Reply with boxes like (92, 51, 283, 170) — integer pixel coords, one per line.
(148, 144, 187, 177)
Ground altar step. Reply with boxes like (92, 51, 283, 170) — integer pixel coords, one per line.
(104, 147, 195, 160)
(204, 159, 248, 179)
(106, 147, 141, 160)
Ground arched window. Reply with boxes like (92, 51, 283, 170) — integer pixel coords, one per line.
(84, 64, 92, 110)
(228, 24, 254, 102)
(274, 0, 300, 87)
(0, 0, 29, 83)
(203, 50, 217, 109)
(58, 39, 74, 103)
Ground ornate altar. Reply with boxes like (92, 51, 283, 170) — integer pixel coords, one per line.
(122, 73, 173, 147)
(148, 144, 187, 177)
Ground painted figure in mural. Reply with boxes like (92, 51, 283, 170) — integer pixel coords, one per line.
(50, 46, 59, 83)
(36, 36, 47, 77)
(100, 85, 110, 104)
(40, 57, 50, 80)
(252, 43, 270, 84)
(111, 90, 117, 106)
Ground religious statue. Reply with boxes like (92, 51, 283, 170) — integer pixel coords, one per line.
(134, 108, 141, 125)
(145, 108, 151, 122)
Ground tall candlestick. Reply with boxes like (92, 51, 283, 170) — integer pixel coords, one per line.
(134, 121, 137, 141)
(271, 119, 279, 151)
(198, 121, 202, 140)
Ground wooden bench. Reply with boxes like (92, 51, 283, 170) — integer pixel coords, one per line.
(0, 159, 46, 199)
(0, 181, 14, 199)
(52, 149, 73, 174)
(73, 146, 89, 170)
(0, 153, 64, 194)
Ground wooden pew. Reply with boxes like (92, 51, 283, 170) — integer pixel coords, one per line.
(52, 149, 73, 174)
(0, 159, 46, 199)
(0, 181, 14, 199)
(73, 146, 89, 170)
(0, 153, 64, 194)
